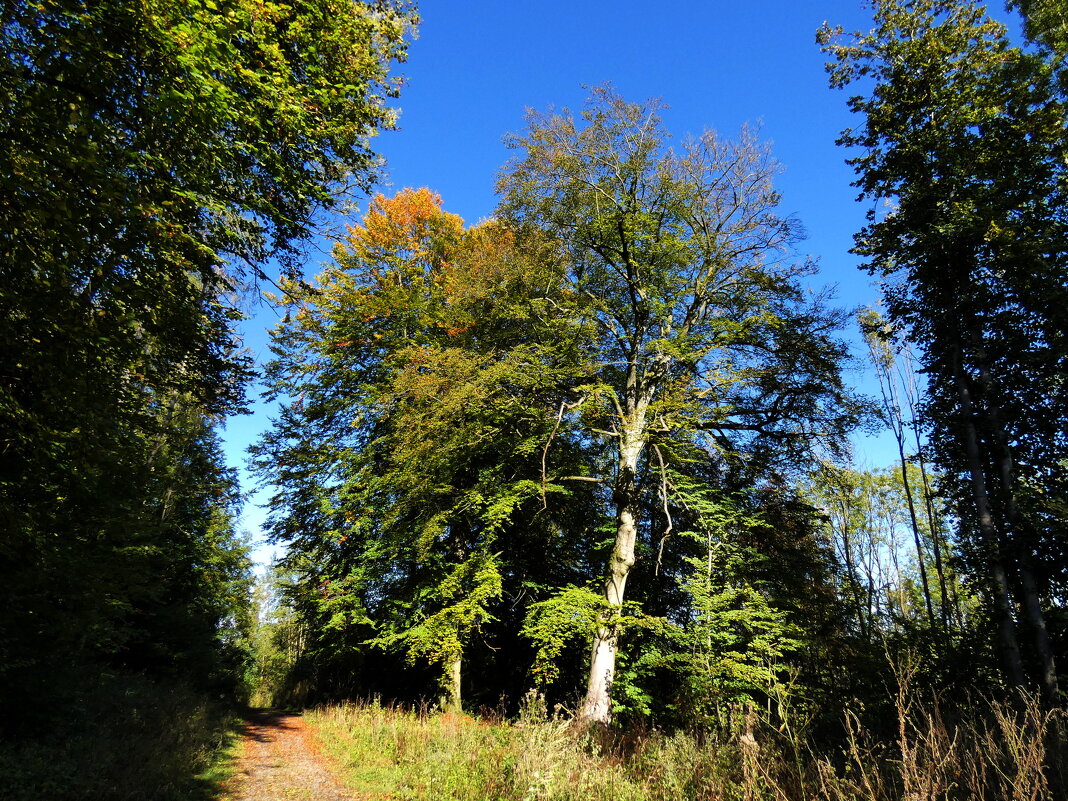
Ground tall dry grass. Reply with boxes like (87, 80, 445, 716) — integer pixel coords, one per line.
(805, 688, 1063, 801)
(307, 686, 1065, 801)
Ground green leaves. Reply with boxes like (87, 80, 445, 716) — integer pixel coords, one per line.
(257, 189, 596, 702)
(0, 0, 413, 722)
(522, 586, 606, 687)
(821, 0, 1068, 695)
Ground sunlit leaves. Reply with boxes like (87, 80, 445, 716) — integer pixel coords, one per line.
(258, 188, 593, 698)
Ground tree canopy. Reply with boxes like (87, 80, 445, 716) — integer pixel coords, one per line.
(820, 0, 1068, 699)
(5, 3, 1068, 792)
(258, 90, 861, 726)
(497, 88, 858, 724)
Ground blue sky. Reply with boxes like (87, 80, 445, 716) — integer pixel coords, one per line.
(222, 0, 919, 567)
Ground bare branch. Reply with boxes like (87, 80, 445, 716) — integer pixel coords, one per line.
(541, 399, 567, 510)
(653, 443, 674, 576)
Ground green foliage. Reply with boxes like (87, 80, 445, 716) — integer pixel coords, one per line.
(497, 85, 858, 722)
(523, 586, 607, 687)
(247, 567, 310, 708)
(820, 0, 1068, 694)
(662, 475, 802, 723)
(0, 0, 412, 735)
(377, 550, 504, 683)
(257, 189, 597, 705)
(260, 94, 861, 723)
(0, 674, 243, 801)
(307, 695, 1067, 801)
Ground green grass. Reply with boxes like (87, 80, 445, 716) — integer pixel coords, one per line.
(306, 701, 740, 801)
(305, 693, 1065, 801)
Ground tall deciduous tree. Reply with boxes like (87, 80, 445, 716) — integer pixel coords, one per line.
(1011, 0, 1068, 65)
(497, 87, 856, 725)
(0, 0, 413, 720)
(820, 0, 1068, 700)
(257, 189, 593, 710)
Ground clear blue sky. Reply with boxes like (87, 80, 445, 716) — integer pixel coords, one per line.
(222, 0, 915, 567)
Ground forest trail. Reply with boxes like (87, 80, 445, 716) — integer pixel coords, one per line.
(220, 711, 363, 801)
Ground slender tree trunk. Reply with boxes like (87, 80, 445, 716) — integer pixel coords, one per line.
(867, 327, 937, 628)
(838, 499, 871, 641)
(579, 416, 645, 726)
(902, 361, 956, 629)
(881, 358, 937, 628)
(895, 453, 936, 628)
(983, 401, 1059, 702)
(915, 444, 956, 628)
(952, 346, 1026, 690)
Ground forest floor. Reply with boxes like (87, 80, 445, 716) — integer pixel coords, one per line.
(218, 710, 368, 801)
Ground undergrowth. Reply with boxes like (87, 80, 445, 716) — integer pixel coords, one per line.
(307, 688, 1066, 801)
(0, 674, 243, 801)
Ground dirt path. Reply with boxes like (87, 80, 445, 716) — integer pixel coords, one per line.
(220, 711, 357, 801)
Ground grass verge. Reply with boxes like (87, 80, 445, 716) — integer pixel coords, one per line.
(306, 692, 1066, 801)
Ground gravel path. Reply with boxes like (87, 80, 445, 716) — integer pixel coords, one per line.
(221, 711, 356, 801)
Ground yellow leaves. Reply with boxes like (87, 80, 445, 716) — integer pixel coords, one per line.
(439, 219, 517, 305)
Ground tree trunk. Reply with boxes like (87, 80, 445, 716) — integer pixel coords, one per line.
(1017, 560, 1059, 702)
(839, 498, 871, 641)
(903, 351, 956, 629)
(442, 651, 462, 712)
(895, 455, 936, 628)
(578, 420, 645, 726)
(973, 347, 1058, 701)
(984, 403, 1059, 702)
(915, 445, 956, 628)
(952, 347, 1026, 690)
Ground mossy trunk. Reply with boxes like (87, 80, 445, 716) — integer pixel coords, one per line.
(442, 652, 461, 712)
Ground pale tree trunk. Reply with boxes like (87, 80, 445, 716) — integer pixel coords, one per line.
(874, 344, 937, 628)
(903, 364, 957, 628)
(915, 442, 957, 628)
(579, 416, 646, 726)
(839, 500, 871, 641)
(894, 449, 936, 628)
(442, 651, 462, 712)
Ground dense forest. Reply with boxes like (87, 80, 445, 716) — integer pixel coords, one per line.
(2, 0, 1067, 799)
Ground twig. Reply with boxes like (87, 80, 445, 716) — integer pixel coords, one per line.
(540, 395, 586, 508)
(653, 443, 673, 576)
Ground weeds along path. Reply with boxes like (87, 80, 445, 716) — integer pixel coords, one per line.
(220, 710, 360, 801)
